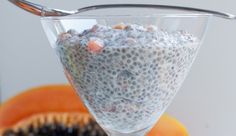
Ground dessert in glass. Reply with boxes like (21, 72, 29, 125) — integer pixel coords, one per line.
(41, 6, 210, 136)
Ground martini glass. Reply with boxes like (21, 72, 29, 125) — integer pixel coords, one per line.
(41, 6, 210, 136)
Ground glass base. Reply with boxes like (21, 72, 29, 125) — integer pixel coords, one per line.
(105, 127, 151, 136)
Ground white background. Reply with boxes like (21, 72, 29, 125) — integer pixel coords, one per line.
(1, 0, 236, 136)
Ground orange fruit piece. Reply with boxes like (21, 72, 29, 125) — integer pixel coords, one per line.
(148, 114, 189, 136)
(0, 84, 87, 129)
(87, 40, 104, 53)
(113, 23, 127, 29)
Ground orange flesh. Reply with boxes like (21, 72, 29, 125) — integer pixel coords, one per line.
(0, 85, 88, 128)
(148, 114, 188, 136)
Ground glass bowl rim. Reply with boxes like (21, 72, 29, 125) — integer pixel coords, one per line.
(41, 13, 212, 21)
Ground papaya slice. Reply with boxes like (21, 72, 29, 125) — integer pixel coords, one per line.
(0, 84, 188, 136)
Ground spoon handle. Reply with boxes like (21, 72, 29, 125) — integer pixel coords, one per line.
(78, 4, 236, 19)
(8, 0, 236, 19)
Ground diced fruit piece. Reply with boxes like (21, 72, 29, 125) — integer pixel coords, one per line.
(146, 25, 158, 32)
(113, 23, 127, 30)
(87, 40, 104, 53)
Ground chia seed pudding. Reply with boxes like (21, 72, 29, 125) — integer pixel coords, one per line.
(56, 24, 199, 133)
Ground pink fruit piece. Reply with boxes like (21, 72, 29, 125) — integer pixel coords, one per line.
(87, 40, 104, 53)
(146, 25, 157, 32)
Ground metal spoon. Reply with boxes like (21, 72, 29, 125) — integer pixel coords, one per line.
(8, 0, 236, 19)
